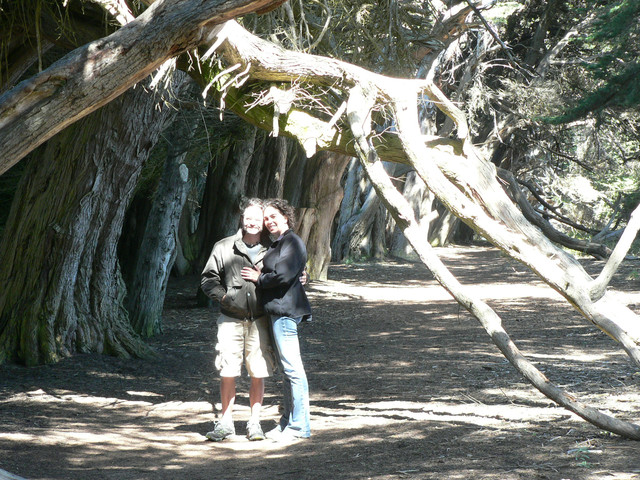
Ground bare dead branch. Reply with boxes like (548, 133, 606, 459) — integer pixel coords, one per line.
(517, 177, 599, 234)
(463, 0, 534, 78)
(590, 202, 640, 300)
(208, 21, 640, 368)
(346, 83, 640, 440)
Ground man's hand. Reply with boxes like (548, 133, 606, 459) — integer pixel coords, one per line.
(300, 270, 308, 286)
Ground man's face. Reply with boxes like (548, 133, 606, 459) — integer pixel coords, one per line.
(242, 205, 264, 235)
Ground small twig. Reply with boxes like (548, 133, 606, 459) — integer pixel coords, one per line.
(463, 0, 535, 78)
(517, 178, 598, 234)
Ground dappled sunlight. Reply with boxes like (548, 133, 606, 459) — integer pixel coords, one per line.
(126, 390, 163, 398)
(309, 395, 575, 433)
(526, 350, 626, 363)
(2, 380, 594, 465)
(311, 279, 569, 303)
(6, 389, 153, 408)
(2, 249, 639, 479)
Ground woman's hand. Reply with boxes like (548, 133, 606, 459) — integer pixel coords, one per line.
(241, 266, 261, 283)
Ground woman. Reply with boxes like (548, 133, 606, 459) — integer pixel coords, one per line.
(241, 198, 312, 442)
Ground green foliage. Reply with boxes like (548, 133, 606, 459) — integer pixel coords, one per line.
(570, 446, 594, 468)
(590, 0, 639, 43)
(243, 0, 436, 76)
(544, 0, 640, 123)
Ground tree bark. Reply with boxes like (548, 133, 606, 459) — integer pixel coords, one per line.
(332, 175, 379, 260)
(390, 172, 434, 259)
(331, 160, 404, 260)
(295, 151, 351, 280)
(0, 79, 173, 365)
(247, 134, 289, 199)
(127, 75, 195, 337)
(208, 123, 258, 239)
(0, 0, 283, 175)
(191, 124, 259, 275)
(331, 159, 361, 260)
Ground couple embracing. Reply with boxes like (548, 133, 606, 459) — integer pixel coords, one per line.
(200, 198, 312, 444)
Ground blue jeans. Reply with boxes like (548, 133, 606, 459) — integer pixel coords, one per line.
(271, 315, 310, 438)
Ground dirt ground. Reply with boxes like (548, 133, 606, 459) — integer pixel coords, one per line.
(1, 246, 640, 480)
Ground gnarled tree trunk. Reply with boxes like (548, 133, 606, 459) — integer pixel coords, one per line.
(127, 75, 195, 337)
(331, 161, 393, 261)
(295, 151, 351, 280)
(0, 80, 174, 364)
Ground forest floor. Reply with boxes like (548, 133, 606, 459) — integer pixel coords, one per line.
(1, 246, 640, 480)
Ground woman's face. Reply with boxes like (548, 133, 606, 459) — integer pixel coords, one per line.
(263, 206, 289, 237)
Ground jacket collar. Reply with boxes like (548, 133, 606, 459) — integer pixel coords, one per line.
(233, 229, 268, 256)
(273, 228, 292, 244)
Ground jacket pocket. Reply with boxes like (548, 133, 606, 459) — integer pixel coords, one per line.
(221, 287, 246, 317)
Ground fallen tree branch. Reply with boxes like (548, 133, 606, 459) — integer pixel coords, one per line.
(0, 0, 284, 175)
(347, 82, 640, 440)
(208, 20, 640, 367)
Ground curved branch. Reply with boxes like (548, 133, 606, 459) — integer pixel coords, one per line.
(347, 83, 640, 440)
(211, 21, 470, 138)
(208, 21, 640, 365)
(0, 0, 284, 175)
(498, 168, 611, 259)
(518, 176, 599, 234)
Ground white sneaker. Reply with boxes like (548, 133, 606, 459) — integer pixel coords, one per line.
(265, 425, 284, 441)
(246, 421, 265, 441)
(205, 421, 235, 441)
(273, 428, 309, 444)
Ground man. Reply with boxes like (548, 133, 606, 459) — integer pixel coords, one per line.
(201, 198, 274, 442)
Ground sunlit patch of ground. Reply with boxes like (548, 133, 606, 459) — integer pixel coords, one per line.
(1, 247, 639, 479)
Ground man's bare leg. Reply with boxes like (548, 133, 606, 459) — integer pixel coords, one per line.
(220, 376, 236, 424)
(248, 377, 264, 424)
(206, 376, 237, 441)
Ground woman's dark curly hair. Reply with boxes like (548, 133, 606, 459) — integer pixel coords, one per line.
(263, 198, 296, 231)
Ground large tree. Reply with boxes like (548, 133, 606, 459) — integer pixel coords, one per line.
(126, 72, 196, 337)
(0, 0, 286, 363)
(0, 79, 173, 364)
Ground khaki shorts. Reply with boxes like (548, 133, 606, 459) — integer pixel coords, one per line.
(215, 313, 274, 378)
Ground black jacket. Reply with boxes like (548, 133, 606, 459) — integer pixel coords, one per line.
(201, 230, 268, 320)
(258, 229, 312, 319)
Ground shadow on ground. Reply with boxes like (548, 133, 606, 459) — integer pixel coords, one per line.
(1, 247, 639, 479)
